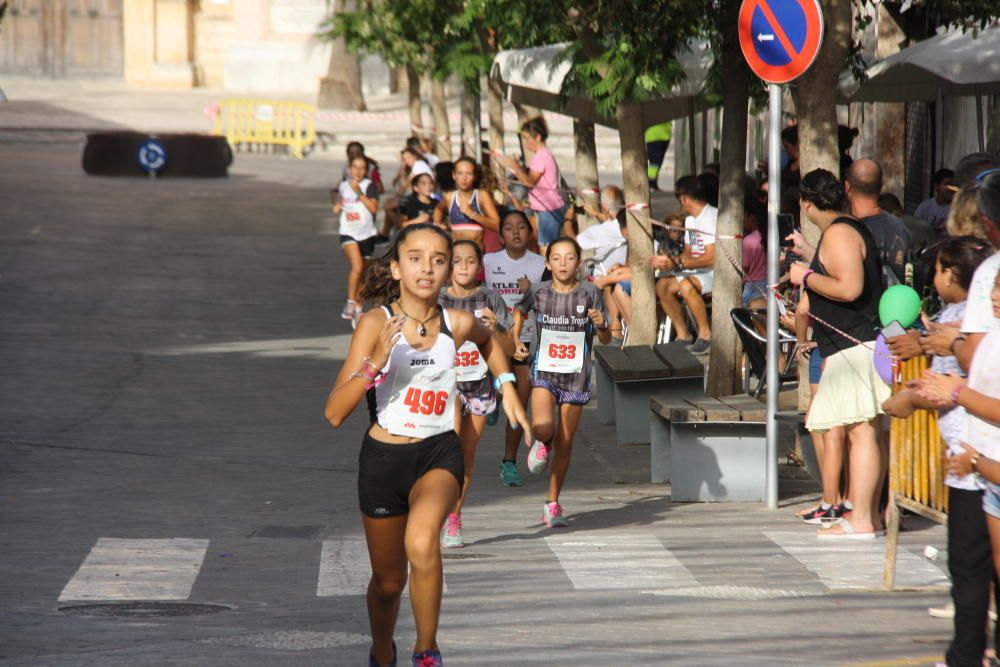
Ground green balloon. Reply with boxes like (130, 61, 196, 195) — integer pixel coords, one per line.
(879, 284, 921, 327)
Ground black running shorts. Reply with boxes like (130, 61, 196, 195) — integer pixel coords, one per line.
(358, 430, 464, 518)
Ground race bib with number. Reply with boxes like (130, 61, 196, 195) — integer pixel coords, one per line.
(382, 367, 456, 438)
(454, 340, 488, 382)
(537, 328, 585, 374)
(340, 200, 368, 236)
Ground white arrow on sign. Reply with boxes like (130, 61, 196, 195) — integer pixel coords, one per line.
(757, 33, 775, 41)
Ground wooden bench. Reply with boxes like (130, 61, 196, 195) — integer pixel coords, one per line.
(649, 395, 770, 501)
(595, 342, 705, 446)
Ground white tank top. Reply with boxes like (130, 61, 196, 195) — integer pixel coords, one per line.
(369, 305, 458, 438)
(338, 178, 377, 240)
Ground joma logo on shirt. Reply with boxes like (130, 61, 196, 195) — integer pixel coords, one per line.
(410, 358, 436, 367)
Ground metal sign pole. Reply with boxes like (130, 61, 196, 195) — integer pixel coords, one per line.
(765, 83, 782, 510)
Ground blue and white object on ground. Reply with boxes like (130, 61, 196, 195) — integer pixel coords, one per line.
(138, 139, 168, 174)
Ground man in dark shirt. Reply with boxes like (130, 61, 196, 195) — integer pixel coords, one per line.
(846, 159, 911, 286)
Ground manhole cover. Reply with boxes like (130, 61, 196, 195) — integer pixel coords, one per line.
(441, 552, 494, 560)
(58, 602, 230, 618)
(249, 525, 322, 539)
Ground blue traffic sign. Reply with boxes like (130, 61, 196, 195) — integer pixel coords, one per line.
(739, 0, 824, 84)
(138, 139, 168, 174)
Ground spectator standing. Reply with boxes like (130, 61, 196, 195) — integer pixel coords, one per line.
(882, 237, 994, 667)
(789, 169, 889, 539)
(496, 117, 567, 252)
(846, 159, 911, 286)
(915, 168, 955, 238)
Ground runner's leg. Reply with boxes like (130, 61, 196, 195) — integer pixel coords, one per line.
(362, 514, 408, 667)
(454, 413, 486, 515)
(503, 364, 531, 462)
(530, 386, 556, 447)
(548, 403, 584, 503)
(344, 241, 364, 303)
(406, 469, 461, 654)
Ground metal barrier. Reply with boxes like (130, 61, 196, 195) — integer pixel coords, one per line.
(210, 99, 316, 159)
(884, 355, 948, 589)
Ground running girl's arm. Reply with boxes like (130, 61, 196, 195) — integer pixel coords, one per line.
(356, 183, 379, 214)
(589, 288, 613, 345)
(475, 189, 501, 232)
(512, 309, 524, 341)
(324, 311, 405, 427)
(449, 308, 532, 442)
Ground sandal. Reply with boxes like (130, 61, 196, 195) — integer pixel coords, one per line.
(817, 518, 880, 540)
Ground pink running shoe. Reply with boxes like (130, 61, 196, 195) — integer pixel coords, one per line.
(440, 513, 463, 548)
(527, 440, 550, 474)
(543, 501, 568, 528)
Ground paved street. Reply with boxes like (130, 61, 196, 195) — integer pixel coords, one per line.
(0, 109, 956, 666)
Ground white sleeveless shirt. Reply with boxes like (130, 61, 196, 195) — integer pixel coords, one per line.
(370, 305, 458, 439)
(338, 178, 377, 241)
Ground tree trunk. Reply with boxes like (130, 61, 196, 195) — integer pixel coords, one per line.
(790, 0, 852, 409)
(705, 0, 750, 398)
(406, 65, 423, 136)
(487, 79, 506, 182)
(574, 118, 600, 235)
(616, 101, 656, 346)
(317, 0, 366, 111)
(430, 78, 452, 160)
(388, 65, 401, 95)
(875, 5, 906, 198)
(460, 82, 478, 157)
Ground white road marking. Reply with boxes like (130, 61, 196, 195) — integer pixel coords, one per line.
(318, 539, 447, 597)
(59, 538, 209, 601)
(545, 534, 699, 590)
(765, 531, 949, 590)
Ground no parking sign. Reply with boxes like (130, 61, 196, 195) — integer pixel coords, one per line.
(738, 0, 824, 84)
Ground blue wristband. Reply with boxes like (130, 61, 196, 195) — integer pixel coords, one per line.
(494, 372, 517, 395)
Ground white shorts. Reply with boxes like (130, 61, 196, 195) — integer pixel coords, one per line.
(677, 270, 713, 295)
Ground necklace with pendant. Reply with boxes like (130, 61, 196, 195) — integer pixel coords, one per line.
(395, 301, 438, 336)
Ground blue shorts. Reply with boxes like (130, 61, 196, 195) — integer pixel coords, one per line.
(742, 279, 768, 307)
(984, 482, 1000, 519)
(536, 206, 568, 246)
(619, 280, 632, 296)
(808, 347, 824, 385)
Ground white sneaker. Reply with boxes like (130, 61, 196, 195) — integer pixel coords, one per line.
(527, 440, 550, 474)
(927, 601, 954, 619)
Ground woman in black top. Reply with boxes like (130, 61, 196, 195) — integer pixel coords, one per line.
(789, 169, 889, 540)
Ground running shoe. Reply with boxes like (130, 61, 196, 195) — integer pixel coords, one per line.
(543, 501, 568, 528)
(689, 338, 711, 355)
(927, 602, 954, 619)
(500, 461, 523, 487)
(351, 303, 364, 330)
(341, 300, 357, 320)
(412, 649, 443, 667)
(527, 440, 551, 474)
(486, 406, 499, 426)
(800, 504, 843, 525)
(369, 640, 397, 667)
(441, 513, 463, 549)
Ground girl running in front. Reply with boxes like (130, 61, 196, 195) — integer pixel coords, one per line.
(324, 223, 531, 667)
(333, 154, 380, 327)
(437, 241, 515, 548)
(483, 211, 547, 487)
(433, 157, 500, 249)
(514, 237, 611, 527)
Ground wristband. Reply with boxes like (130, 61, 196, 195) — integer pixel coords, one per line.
(494, 372, 516, 395)
(951, 384, 965, 406)
(801, 269, 814, 288)
(949, 334, 967, 356)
